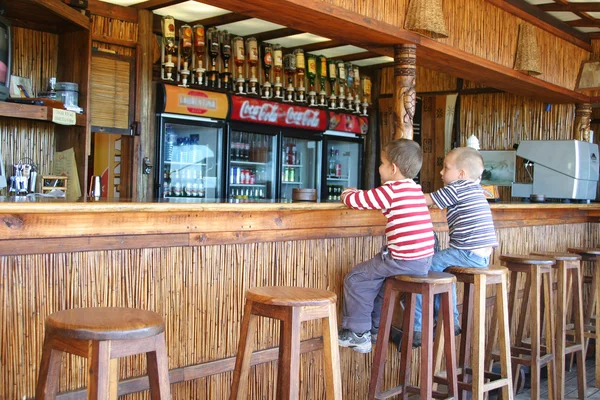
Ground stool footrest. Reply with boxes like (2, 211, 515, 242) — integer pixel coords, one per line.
(375, 385, 452, 400)
(564, 343, 584, 355)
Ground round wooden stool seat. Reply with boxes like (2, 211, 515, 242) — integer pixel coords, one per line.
(246, 286, 337, 306)
(531, 251, 581, 261)
(499, 254, 555, 265)
(46, 307, 165, 340)
(568, 247, 600, 257)
(393, 271, 456, 285)
(445, 266, 507, 276)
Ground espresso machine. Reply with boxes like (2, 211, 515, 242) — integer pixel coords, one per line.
(8, 157, 37, 195)
(512, 140, 599, 201)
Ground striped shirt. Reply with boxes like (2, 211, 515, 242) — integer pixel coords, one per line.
(429, 180, 498, 250)
(343, 179, 435, 260)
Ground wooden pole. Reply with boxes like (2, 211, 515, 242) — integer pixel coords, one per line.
(573, 103, 592, 142)
(393, 44, 417, 140)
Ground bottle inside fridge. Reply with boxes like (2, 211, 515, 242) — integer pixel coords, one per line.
(280, 137, 320, 201)
(325, 139, 360, 202)
(161, 122, 221, 199)
(228, 130, 275, 202)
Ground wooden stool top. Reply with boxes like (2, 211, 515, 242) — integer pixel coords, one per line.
(568, 247, 600, 257)
(392, 271, 456, 284)
(531, 251, 581, 261)
(246, 286, 337, 306)
(444, 265, 507, 276)
(499, 254, 556, 265)
(46, 307, 165, 341)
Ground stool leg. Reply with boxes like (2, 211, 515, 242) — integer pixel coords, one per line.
(543, 270, 557, 400)
(35, 336, 63, 399)
(277, 306, 301, 400)
(399, 293, 416, 400)
(439, 288, 458, 399)
(88, 340, 111, 400)
(458, 282, 474, 400)
(109, 359, 119, 399)
(230, 299, 257, 400)
(472, 275, 486, 400)
(594, 257, 600, 388)
(147, 332, 171, 400)
(572, 265, 587, 399)
(530, 265, 542, 400)
(369, 281, 399, 399)
(556, 262, 567, 400)
(322, 302, 342, 400)
(421, 284, 435, 400)
(497, 272, 514, 400)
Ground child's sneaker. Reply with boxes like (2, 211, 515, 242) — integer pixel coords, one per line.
(338, 329, 372, 353)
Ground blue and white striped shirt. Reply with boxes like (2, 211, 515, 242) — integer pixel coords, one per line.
(429, 180, 498, 250)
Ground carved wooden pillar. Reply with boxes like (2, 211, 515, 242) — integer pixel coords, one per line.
(573, 103, 592, 142)
(393, 44, 417, 140)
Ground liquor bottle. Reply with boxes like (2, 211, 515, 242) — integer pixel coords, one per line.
(327, 59, 337, 109)
(272, 44, 283, 99)
(361, 76, 372, 116)
(233, 36, 246, 94)
(283, 53, 296, 102)
(317, 55, 327, 107)
(306, 54, 317, 106)
(293, 49, 306, 103)
(161, 15, 176, 80)
(193, 24, 206, 85)
(207, 27, 220, 88)
(246, 37, 259, 96)
(261, 43, 273, 99)
(178, 24, 192, 87)
(220, 30, 232, 91)
(337, 61, 347, 109)
(345, 62, 354, 108)
(328, 147, 336, 177)
(353, 65, 361, 114)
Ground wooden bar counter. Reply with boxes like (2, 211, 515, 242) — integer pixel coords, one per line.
(1, 199, 599, 399)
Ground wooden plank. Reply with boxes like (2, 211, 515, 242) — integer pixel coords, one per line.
(88, 0, 138, 22)
(190, 13, 251, 28)
(336, 51, 380, 62)
(92, 33, 137, 48)
(539, 3, 600, 12)
(251, 27, 300, 43)
(132, 0, 186, 11)
(28, 0, 90, 30)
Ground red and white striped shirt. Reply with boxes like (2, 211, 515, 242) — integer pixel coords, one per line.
(343, 179, 435, 260)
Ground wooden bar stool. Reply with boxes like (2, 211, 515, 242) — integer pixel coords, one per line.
(36, 307, 171, 399)
(568, 247, 600, 387)
(532, 251, 586, 399)
(230, 286, 342, 400)
(368, 272, 458, 400)
(434, 266, 513, 400)
(499, 254, 557, 400)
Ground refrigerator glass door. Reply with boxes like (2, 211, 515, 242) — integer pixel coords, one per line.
(162, 120, 222, 199)
(229, 130, 277, 201)
(280, 137, 322, 201)
(325, 140, 360, 201)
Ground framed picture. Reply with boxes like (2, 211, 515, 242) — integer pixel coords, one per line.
(480, 150, 516, 186)
(576, 60, 600, 91)
(9, 75, 33, 98)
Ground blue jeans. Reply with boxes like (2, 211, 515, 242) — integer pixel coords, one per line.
(413, 247, 490, 332)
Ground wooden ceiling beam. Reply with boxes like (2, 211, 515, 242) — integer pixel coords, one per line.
(132, 0, 186, 11)
(335, 51, 380, 62)
(88, 0, 138, 22)
(286, 39, 346, 53)
(539, 3, 600, 12)
(484, 0, 590, 50)
(250, 28, 300, 42)
(568, 19, 600, 28)
(189, 13, 251, 28)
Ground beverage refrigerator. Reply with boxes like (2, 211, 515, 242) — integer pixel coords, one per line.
(280, 129, 323, 201)
(155, 84, 229, 200)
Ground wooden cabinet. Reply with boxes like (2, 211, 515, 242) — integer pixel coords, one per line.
(3, 0, 91, 195)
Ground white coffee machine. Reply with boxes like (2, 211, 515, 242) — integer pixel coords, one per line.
(512, 140, 599, 201)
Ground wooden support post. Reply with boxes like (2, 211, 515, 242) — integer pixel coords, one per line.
(393, 44, 417, 140)
(573, 103, 592, 142)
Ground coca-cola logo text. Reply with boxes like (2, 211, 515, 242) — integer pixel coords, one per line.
(236, 99, 324, 129)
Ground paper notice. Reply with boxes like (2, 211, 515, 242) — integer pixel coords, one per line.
(52, 109, 76, 125)
(53, 148, 81, 200)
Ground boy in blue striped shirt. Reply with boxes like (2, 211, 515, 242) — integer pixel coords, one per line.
(400, 147, 498, 348)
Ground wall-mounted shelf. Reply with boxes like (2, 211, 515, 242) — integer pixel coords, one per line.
(6, 0, 90, 32)
(0, 102, 86, 126)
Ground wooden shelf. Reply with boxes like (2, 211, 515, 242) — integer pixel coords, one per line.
(5, 0, 90, 32)
(0, 102, 86, 126)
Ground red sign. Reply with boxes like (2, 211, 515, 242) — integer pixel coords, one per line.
(328, 112, 369, 135)
(230, 96, 328, 131)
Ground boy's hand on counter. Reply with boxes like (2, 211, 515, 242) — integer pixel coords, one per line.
(341, 187, 357, 202)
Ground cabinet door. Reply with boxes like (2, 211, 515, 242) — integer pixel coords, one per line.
(280, 136, 321, 201)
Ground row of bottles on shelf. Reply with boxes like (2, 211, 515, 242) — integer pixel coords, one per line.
(281, 166, 300, 183)
(230, 166, 267, 185)
(165, 127, 207, 164)
(229, 187, 266, 201)
(163, 167, 206, 198)
(230, 132, 271, 163)
(327, 185, 345, 201)
(282, 141, 299, 165)
(328, 147, 343, 178)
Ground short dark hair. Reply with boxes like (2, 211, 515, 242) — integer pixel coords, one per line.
(383, 139, 422, 179)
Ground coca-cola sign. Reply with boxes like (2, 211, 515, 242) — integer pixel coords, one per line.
(230, 96, 328, 131)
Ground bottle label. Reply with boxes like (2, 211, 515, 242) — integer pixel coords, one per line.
(363, 78, 372, 95)
(264, 52, 273, 66)
(247, 41, 258, 62)
(328, 63, 337, 79)
(162, 17, 175, 38)
(194, 27, 205, 47)
(338, 65, 346, 80)
(307, 58, 317, 75)
(182, 27, 192, 49)
(274, 50, 283, 67)
(234, 40, 245, 61)
(295, 52, 305, 68)
(320, 59, 327, 77)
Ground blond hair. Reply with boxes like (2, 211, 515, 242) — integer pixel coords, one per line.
(383, 139, 422, 179)
(449, 147, 484, 180)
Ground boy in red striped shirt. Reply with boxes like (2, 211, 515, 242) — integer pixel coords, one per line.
(338, 139, 435, 353)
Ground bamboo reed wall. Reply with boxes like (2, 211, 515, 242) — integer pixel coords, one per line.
(91, 15, 138, 57)
(324, 0, 588, 89)
(1, 222, 597, 399)
(380, 65, 457, 95)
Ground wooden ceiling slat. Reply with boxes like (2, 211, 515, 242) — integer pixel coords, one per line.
(190, 13, 251, 27)
(568, 19, 600, 28)
(287, 39, 346, 53)
(539, 3, 600, 12)
(88, 0, 138, 22)
(334, 51, 380, 62)
(133, 0, 186, 11)
(250, 28, 300, 42)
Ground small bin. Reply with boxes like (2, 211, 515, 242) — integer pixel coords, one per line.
(55, 82, 79, 108)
